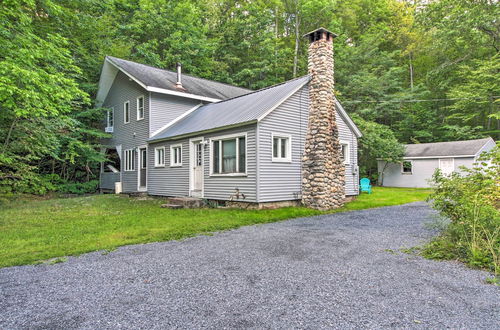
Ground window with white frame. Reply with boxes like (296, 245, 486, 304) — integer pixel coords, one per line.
(124, 149, 136, 171)
(155, 147, 165, 167)
(272, 134, 291, 162)
(106, 108, 114, 128)
(401, 160, 413, 174)
(212, 135, 246, 174)
(170, 144, 182, 166)
(340, 141, 350, 164)
(123, 101, 130, 123)
(137, 96, 144, 120)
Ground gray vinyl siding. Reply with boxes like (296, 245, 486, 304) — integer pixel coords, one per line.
(148, 125, 257, 202)
(149, 93, 201, 136)
(203, 125, 257, 202)
(147, 140, 190, 196)
(257, 86, 359, 202)
(100, 71, 150, 193)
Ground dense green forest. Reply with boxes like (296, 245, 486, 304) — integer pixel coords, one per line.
(1, 0, 498, 194)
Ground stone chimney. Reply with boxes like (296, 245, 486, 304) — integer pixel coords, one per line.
(301, 27, 345, 210)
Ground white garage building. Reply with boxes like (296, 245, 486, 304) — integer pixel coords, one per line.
(378, 137, 496, 188)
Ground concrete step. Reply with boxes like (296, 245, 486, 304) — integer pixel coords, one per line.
(165, 197, 204, 208)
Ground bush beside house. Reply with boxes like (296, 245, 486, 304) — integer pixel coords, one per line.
(424, 145, 500, 275)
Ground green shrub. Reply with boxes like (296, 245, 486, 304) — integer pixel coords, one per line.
(423, 144, 500, 274)
(57, 180, 99, 194)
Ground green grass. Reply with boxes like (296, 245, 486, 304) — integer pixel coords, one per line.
(0, 187, 431, 268)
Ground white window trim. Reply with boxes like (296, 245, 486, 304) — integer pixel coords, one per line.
(154, 146, 165, 167)
(401, 160, 413, 174)
(209, 132, 248, 176)
(170, 143, 183, 167)
(137, 95, 145, 121)
(340, 140, 350, 165)
(124, 149, 136, 172)
(106, 107, 114, 128)
(271, 133, 292, 163)
(123, 101, 130, 124)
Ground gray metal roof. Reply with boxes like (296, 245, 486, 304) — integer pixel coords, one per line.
(106, 56, 250, 100)
(404, 138, 493, 158)
(150, 76, 310, 141)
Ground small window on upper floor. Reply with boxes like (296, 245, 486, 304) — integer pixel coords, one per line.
(137, 96, 144, 120)
(124, 101, 130, 124)
(272, 134, 291, 162)
(105, 108, 114, 132)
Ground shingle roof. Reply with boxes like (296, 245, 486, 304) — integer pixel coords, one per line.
(149, 76, 310, 141)
(106, 56, 250, 100)
(404, 138, 493, 158)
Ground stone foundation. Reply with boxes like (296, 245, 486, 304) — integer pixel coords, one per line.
(301, 29, 345, 211)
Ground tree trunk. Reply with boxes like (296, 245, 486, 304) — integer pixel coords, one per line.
(3, 117, 18, 152)
(409, 53, 414, 91)
(293, 6, 300, 78)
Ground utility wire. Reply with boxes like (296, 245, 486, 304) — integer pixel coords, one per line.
(341, 96, 500, 104)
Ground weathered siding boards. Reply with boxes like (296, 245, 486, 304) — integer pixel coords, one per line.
(258, 86, 359, 202)
(101, 71, 150, 193)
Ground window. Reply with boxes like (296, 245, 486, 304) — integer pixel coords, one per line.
(340, 141, 350, 164)
(106, 108, 114, 132)
(137, 96, 144, 120)
(211, 135, 246, 175)
(124, 149, 136, 171)
(401, 160, 412, 174)
(124, 101, 130, 123)
(272, 134, 291, 162)
(170, 144, 182, 167)
(155, 147, 165, 167)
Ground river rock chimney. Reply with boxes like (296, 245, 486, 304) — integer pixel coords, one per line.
(301, 27, 345, 210)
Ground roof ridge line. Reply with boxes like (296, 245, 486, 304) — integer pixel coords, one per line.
(202, 75, 310, 107)
(106, 56, 251, 92)
(404, 137, 492, 146)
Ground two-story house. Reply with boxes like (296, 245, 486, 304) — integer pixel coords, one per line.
(97, 28, 362, 208)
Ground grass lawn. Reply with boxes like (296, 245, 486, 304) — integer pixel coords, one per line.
(0, 187, 431, 268)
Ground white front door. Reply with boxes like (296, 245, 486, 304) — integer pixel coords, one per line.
(439, 158, 454, 176)
(138, 147, 147, 191)
(191, 140, 203, 197)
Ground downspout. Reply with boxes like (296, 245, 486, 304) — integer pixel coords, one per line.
(256, 123, 260, 203)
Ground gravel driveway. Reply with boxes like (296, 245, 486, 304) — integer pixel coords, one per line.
(1, 202, 498, 329)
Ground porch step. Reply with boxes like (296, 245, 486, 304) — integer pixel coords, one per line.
(165, 197, 204, 209)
